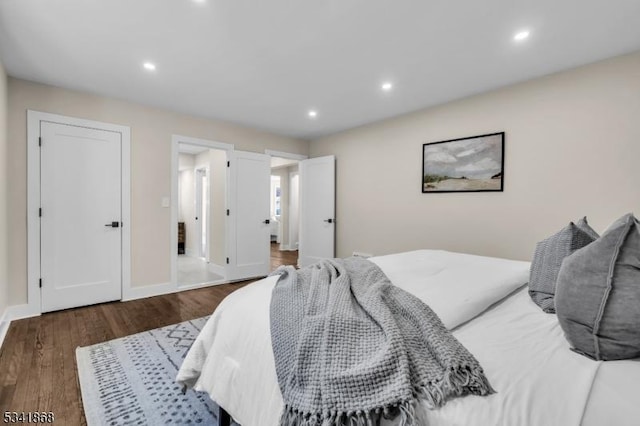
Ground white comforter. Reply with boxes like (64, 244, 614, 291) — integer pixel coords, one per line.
(176, 250, 601, 426)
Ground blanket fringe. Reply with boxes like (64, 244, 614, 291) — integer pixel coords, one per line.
(280, 400, 417, 426)
(415, 365, 496, 409)
(277, 366, 494, 426)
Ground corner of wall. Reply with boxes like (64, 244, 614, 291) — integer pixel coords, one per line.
(0, 55, 10, 327)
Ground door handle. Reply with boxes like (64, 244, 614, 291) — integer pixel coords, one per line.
(263, 219, 270, 224)
(105, 221, 120, 228)
(324, 218, 334, 224)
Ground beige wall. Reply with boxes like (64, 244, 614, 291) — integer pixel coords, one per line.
(0, 60, 7, 314)
(7, 78, 308, 305)
(310, 51, 640, 261)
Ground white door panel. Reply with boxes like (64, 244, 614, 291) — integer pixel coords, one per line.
(40, 122, 122, 312)
(299, 155, 335, 267)
(227, 151, 270, 280)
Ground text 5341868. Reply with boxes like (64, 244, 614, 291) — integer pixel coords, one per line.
(3, 412, 55, 423)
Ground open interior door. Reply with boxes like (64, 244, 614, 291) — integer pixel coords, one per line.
(227, 151, 271, 281)
(299, 155, 336, 267)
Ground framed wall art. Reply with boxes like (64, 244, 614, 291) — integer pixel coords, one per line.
(422, 132, 504, 193)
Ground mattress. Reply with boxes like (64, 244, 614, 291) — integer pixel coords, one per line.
(176, 250, 640, 425)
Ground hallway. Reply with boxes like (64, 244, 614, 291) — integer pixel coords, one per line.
(271, 242, 298, 271)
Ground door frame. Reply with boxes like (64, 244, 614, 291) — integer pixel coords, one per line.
(264, 149, 308, 161)
(27, 110, 131, 316)
(265, 150, 308, 254)
(171, 135, 234, 289)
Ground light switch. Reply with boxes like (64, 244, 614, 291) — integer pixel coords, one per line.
(161, 197, 170, 208)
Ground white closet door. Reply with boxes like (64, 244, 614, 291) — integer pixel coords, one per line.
(299, 155, 335, 267)
(40, 122, 122, 312)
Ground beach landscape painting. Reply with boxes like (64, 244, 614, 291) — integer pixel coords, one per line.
(422, 132, 504, 193)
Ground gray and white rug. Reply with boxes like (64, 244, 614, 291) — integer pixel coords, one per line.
(77, 317, 231, 425)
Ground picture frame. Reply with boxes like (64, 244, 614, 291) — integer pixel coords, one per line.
(422, 132, 505, 193)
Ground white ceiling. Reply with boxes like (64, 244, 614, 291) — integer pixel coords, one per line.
(1, 1, 639, 140)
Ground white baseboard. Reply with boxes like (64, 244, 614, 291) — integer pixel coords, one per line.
(0, 308, 9, 350)
(122, 279, 236, 302)
(6, 303, 40, 320)
(208, 263, 226, 277)
(0, 276, 237, 348)
(352, 251, 374, 258)
(122, 282, 176, 302)
(185, 248, 197, 257)
(278, 243, 299, 251)
(0, 303, 40, 350)
(178, 279, 228, 291)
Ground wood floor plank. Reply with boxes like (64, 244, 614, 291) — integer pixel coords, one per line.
(68, 309, 88, 426)
(0, 384, 15, 413)
(0, 318, 27, 387)
(52, 311, 72, 425)
(8, 318, 38, 411)
(36, 314, 55, 419)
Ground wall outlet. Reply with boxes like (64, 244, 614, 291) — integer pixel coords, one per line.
(161, 197, 170, 208)
(352, 251, 373, 258)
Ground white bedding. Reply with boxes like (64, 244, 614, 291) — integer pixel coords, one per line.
(425, 289, 599, 425)
(176, 250, 637, 425)
(582, 358, 640, 426)
(369, 250, 530, 329)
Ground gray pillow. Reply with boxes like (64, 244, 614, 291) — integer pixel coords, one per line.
(528, 219, 598, 313)
(576, 216, 600, 240)
(556, 213, 640, 360)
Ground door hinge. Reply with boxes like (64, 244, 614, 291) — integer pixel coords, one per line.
(227, 161, 230, 167)
(39, 208, 42, 217)
(226, 257, 229, 264)
(39, 278, 42, 288)
(39, 137, 42, 147)
(226, 209, 230, 216)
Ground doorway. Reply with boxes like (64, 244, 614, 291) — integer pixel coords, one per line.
(269, 156, 301, 270)
(172, 136, 231, 289)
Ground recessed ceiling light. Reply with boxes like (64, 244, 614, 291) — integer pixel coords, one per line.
(381, 82, 393, 91)
(513, 30, 530, 41)
(308, 110, 318, 119)
(192, 0, 206, 3)
(143, 62, 156, 71)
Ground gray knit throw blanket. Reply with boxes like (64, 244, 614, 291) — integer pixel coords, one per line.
(270, 257, 494, 426)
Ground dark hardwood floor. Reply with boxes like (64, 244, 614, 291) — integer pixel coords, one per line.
(0, 245, 298, 423)
(270, 242, 298, 271)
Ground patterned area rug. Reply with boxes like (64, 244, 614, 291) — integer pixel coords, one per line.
(77, 317, 230, 425)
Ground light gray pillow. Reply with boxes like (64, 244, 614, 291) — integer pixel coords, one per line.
(556, 213, 640, 360)
(528, 219, 598, 313)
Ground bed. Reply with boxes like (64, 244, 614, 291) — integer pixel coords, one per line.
(176, 250, 640, 426)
